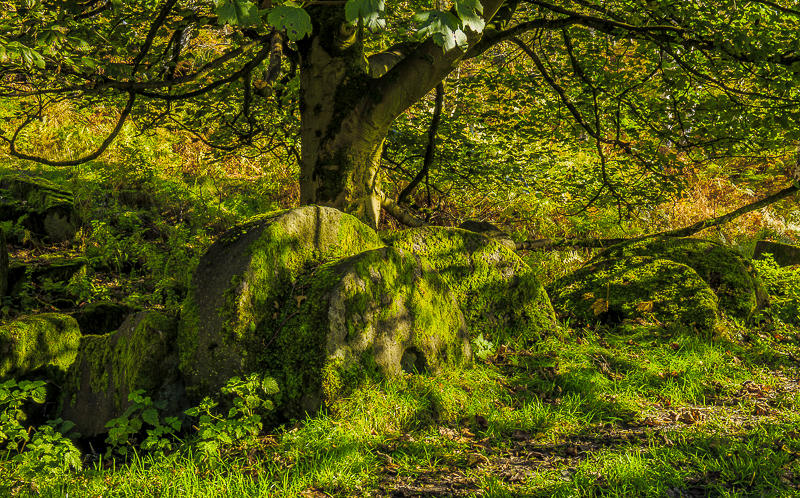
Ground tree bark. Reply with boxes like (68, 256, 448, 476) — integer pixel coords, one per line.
(297, 2, 507, 228)
(297, 9, 389, 228)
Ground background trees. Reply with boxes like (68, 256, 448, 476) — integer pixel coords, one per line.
(0, 0, 798, 230)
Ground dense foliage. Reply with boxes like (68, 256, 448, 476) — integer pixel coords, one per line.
(0, 1, 798, 226)
(0, 1, 800, 495)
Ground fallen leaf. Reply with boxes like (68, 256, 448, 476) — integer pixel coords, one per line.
(591, 298, 609, 315)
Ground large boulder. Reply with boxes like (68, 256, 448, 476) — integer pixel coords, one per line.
(0, 174, 79, 242)
(267, 247, 470, 416)
(0, 313, 81, 379)
(753, 240, 800, 267)
(595, 237, 766, 320)
(549, 257, 720, 331)
(384, 226, 558, 345)
(60, 311, 185, 437)
(178, 206, 385, 399)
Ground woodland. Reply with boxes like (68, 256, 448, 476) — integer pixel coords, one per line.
(1, 0, 800, 496)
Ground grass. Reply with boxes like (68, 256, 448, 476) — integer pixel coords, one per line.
(1, 102, 800, 496)
(2, 321, 798, 497)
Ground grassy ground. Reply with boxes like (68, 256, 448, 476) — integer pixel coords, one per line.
(1, 106, 800, 496)
(3, 321, 799, 497)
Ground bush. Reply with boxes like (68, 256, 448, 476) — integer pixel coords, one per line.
(752, 254, 800, 325)
(0, 380, 81, 484)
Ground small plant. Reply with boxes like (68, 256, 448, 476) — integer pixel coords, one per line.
(185, 373, 279, 459)
(0, 380, 81, 479)
(752, 253, 800, 325)
(105, 390, 181, 458)
(472, 333, 496, 361)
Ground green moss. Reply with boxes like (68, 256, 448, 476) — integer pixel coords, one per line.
(385, 226, 558, 346)
(548, 257, 719, 331)
(61, 311, 182, 436)
(0, 313, 81, 379)
(256, 247, 469, 418)
(596, 237, 765, 320)
(177, 206, 384, 399)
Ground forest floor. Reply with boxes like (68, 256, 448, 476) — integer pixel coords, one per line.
(3, 326, 796, 497)
(2, 155, 800, 496)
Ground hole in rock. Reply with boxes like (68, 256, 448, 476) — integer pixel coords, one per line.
(400, 346, 428, 374)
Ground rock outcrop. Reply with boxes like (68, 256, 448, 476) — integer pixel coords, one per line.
(594, 237, 766, 320)
(0, 174, 80, 242)
(0, 228, 7, 299)
(0, 313, 81, 379)
(549, 257, 720, 331)
(267, 247, 470, 416)
(178, 206, 385, 399)
(753, 240, 800, 267)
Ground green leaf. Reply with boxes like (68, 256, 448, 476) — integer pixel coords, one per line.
(455, 0, 484, 33)
(415, 11, 467, 52)
(267, 5, 312, 41)
(141, 408, 159, 427)
(216, 0, 260, 27)
(344, 0, 385, 30)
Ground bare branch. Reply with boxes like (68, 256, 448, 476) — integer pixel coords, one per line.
(2, 92, 136, 166)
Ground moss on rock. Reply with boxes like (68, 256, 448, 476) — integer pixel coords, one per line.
(595, 237, 766, 320)
(60, 311, 185, 437)
(384, 226, 557, 345)
(178, 206, 385, 399)
(0, 228, 7, 298)
(262, 247, 470, 418)
(548, 257, 719, 331)
(0, 313, 81, 379)
(0, 174, 79, 242)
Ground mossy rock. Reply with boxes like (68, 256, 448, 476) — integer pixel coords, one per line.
(0, 174, 79, 242)
(71, 301, 137, 335)
(60, 311, 185, 437)
(548, 257, 719, 331)
(178, 206, 385, 399)
(0, 313, 81, 379)
(458, 220, 516, 250)
(0, 228, 7, 298)
(265, 247, 470, 417)
(595, 237, 766, 320)
(753, 240, 800, 267)
(384, 226, 558, 345)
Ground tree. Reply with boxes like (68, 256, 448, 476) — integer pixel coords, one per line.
(0, 0, 798, 229)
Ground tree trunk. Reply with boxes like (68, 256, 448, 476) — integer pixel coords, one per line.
(298, 10, 389, 229)
(297, 2, 506, 228)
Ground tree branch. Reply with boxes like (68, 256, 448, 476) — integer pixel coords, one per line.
(2, 92, 136, 166)
(518, 184, 800, 251)
(398, 83, 444, 205)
